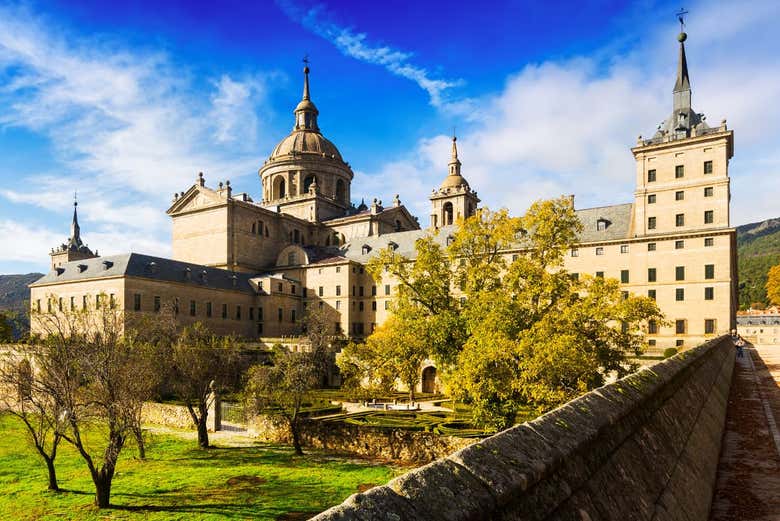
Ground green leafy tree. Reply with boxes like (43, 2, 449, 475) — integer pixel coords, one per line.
(0, 311, 15, 342)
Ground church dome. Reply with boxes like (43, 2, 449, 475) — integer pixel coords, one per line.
(269, 130, 343, 162)
(440, 173, 469, 189)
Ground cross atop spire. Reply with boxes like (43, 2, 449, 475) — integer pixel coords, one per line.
(302, 55, 311, 101)
(293, 59, 320, 132)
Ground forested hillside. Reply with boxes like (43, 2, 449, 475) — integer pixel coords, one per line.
(737, 218, 780, 309)
(0, 273, 43, 339)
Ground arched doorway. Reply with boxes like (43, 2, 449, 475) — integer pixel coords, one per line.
(421, 366, 436, 394)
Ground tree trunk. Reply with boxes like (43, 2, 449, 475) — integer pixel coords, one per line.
(197, 417, 209, 449)
(94, 473, 112, 508)
(133, 426, 146, 460)
(290, 421, 304, 456)
(44, 457, 59, 492)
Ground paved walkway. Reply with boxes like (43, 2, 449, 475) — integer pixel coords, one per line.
(709, 344, 780, 520)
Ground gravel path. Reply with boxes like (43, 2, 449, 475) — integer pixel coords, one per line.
(709, 345, 780, 520)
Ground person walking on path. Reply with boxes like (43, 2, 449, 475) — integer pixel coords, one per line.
(735, 335, 745, 358)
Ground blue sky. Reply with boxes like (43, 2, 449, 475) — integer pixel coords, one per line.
(1, 0, 779, 274)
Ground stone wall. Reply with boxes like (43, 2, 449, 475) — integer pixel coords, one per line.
(141, 399, 219, 432)
(247, 415, 474, 463)
(313, 335, 735, 521)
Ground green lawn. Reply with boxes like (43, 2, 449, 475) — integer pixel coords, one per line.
(0, 414, 399, 520)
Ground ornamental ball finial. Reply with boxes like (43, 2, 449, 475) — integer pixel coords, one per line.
(678, 32, 687, 42)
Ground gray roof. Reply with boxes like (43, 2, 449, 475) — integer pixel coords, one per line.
(31, 253, 256, 295)
(574, 203, 633, 243)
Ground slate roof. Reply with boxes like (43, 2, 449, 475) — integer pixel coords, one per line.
(575, 203, 633, 243)
(31, 253, 257, 295)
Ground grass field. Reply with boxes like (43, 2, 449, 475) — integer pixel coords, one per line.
(0, 414, 399, 520)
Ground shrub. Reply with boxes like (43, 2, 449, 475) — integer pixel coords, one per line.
(663, 347, 679, 359)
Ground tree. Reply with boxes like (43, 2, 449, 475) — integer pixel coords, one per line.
(29, 295, 160, 507)
(360, 198, 664, 430)
(0, 310, 15, 342)
(302, 305, 341, 386)
(168, 323, 242, 449)
(0, 351, 65, 491)
(244, 346, 318, 455)
(766, 264, 780, 306)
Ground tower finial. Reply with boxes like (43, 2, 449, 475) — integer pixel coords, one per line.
(302, 55, 311, 101)
(451, 134, 459, 161)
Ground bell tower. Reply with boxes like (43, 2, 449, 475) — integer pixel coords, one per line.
(429, 136, 480, 229)
(50, 196, 98, 269)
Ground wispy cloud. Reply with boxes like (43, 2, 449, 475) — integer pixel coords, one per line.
(0, 5, 278, 270)
(277, 1, 461, 108)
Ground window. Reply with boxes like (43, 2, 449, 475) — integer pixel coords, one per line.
(648, 242, 656, 251)
(620, 245, 629, 254)
(385, 301, 389, 310)
(705, 319, 716, 334)
(35, 299, 41, 313)
(277, 282, 283, 292)
(385, 284, 391, 296)
(206, 302, 212, 318)
(571, 248, 579, 257)
(82, 295, 87, 309)
(358, 302, 364, 312)
(287, 252, 296, 265)
(258, 307, 263, 321)
(597, 219, 608, 231)
(234, 305, 241, 320)
(190, 300, 196, 317)
(705, 237, 714, 247)
(675, 191, 684, 201)
(648, 268, 657, 282)
(352, 286, 356, 296)
(371, 286, 377, 296)
(648, 169, 656, 182)
(359, 286, 364, 297)
(648, 289, 656, 300)
(675, 214, 685, 227)
(133, 294, 141, 311)
(648, 320, 658, 334)
(291, 310, 296, 323)
(336, 285, 341, 296)
(705, 264, 715, 279)
(257, 323, 263, 335)
(648, 217, 656, 230)
(596, 271, 604, 278)
(95, 294, 101, 307)
(222, 304, 228, 319)
(336, 300, 341, 310)
(675, 240, 685, 250)
(154, 296, 161, 313)
(336, 266, 341, 273)
(318, 286, 324, 297)
(621, 291, 629, 300)
(705, 287, 714, 300)
(595, 247, 604, 256)
(372, 301, 377, 311)
(648, 339, 657, 347)
(648, 194, 656, 204)
(675, 320, 686, 334)
(704, 210, 714, 224)
(704, 160, 713, 174)
(704, 187, 714, 197)
(620, 270, 629, 283)
(278, 308, 283, 322)
(676, 339, 684, 347)
(675, 165, 684, 178)
(676, 288, 685, 301)
(676, 266, 685, 281)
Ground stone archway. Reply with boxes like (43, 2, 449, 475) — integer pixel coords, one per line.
(273, 176, 286, 199)
(443, 202, 454, 226)
(421, 366, 436, 394)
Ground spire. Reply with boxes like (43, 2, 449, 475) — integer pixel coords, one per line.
(448, 135, 461, 176)
(673, 31, 692, 116)
(294, 58, 319, 132)
(69, 193, 83, 249)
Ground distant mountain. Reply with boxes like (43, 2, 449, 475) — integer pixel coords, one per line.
(737, 218, 780, 309)
(0, 273, 43, 339)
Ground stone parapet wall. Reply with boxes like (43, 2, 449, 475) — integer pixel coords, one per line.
(141, 401, 218, 432)
(313, 335, 735, 521)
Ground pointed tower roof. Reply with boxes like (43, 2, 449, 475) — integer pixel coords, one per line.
(68, 199, 83, 250)
(674, 32, 691, 93)
(293, 63, 320, 130)
(440, 136, 470, 189)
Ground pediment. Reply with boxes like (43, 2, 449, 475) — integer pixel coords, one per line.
(166, 186, 225, 215)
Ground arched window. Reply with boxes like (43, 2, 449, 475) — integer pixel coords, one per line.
(273, 177, 286, 199)
(303, 175, 317, 193)
(336, 179, 346, 203)
(443, 202, 454, 226)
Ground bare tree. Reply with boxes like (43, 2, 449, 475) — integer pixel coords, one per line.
(168, 323, 242, 449)
(302, 306, 342, 387)
(244, 346, 318, 456)
(0, 350, 65, 491)
(30, 295, 160, 507)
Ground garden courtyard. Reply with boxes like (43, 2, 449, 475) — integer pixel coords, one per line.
(0, 414, 401, 521)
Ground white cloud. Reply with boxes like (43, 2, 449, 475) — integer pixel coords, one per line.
(277, 0, 462, 109)
(0, 5, 276, 267)
(0, 219, 64, 263)
(355, 0, 780, 226)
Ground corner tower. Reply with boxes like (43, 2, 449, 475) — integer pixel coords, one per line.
(430, 136, 479, 228)
(50, 198, 97, 269)
(259, 64, 354, 222)
(631, 28, 733, 236)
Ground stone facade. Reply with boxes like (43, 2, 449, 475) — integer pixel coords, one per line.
(30, 31, 737, 359)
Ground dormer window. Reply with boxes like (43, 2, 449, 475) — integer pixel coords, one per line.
(362, 244, 372, 255)
(596, 218, 610, 231)
(102, 260, 113, 270)
(200, 270, 208, 283)
(78, 264, 88, 273)
(387, 241, 398, 251)
(446, 235, 455, 246)
(184, 267, 192, 281)
(55, 267, 65, 275)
